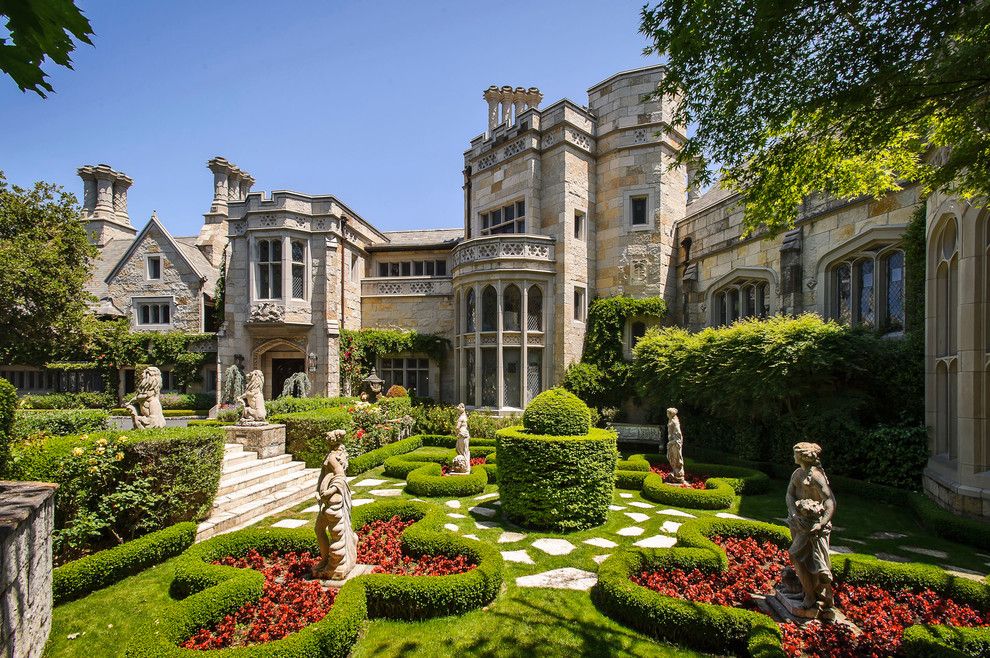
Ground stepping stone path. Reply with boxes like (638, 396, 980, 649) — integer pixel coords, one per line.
(616, 526, 645, 537)
(628, 502, 654, 509)
(870, 531, 907, 540)
(592, 554, 611, 564)
(502, 550, 534, 564)
(445, 500, 462, 509)
(302, 504, 320, 513)
(943, 566, 986, 582)
(475, 492, 499, 501)
(903, 546, 949, 559)
(353, 499, 374, 507)
(444, 523, 459, 532)
(619, 493, 634, 499)
(584, 537, 618, 548)
(516, 568, 597, 591)
(463, 534, 480, 541)
(476, 521, 499, 530)
(715, 512, 745, 520)
(370, 489, 402, 497)
(829, 545, 854, 554)
(658, 509, 695, 518)
(497, 532, 527, 544)
(624, 512, 650, 523)
(469, 506, 496, 518)
(354, 479, 387, 487)
(608, 505, 626, 511)
(447, 513, 466, 519)
(271, 518, 308, 529)
(532, 538, 577, 556)
(660, 521, 682, 534)
(875, 552, 911, 563)
(410, 498, 426, 502)
(634, 535, 677, 549)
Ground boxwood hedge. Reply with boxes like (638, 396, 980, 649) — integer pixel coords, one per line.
(129, 500, 503, 656)
(633, 454, 770, 510)
(496, 425, 617, 532)
(53, 522, 196, 604)
(12, 408, 110, 440)
(346, 436, 422, 475)
(270, 407, 354, 468)
(521, 387, 592, 436)
(405, 462, 489, 497)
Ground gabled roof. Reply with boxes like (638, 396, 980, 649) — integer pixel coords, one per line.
(104, 212, 212, 286)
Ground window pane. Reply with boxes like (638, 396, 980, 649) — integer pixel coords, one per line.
(482, 286, 497, 331)
(148, 257, 161, 279)
(505, 204, 515, 221)
(527, 286, 543, 331)
(162, 304, 170, 324)
(291, 241, 304, 262)
(744, 286, 756, 317)
(425, 261, 435, 276)
(271, 240, 281, 261)
(413, 261, 424, 276)
(464, 349, 475, 405)
(526, 349, 542, 404)
(857, 260, 875, 327)
(885, 251, 905, 330)
(834, 264, 852, 323)
(481, 213, 489, 229)
(728, 288, 739, 322)
(378, 263, 387, 277)
(466, 290, 476, 332)
(436, 261, 447, 276)
(503, 347, 521, 408)
(481, 348, 497, 407)
(631, 196, 647, 225)
(516, 220, 524, 233)
(292, 264, 304, 298)
(258, 240, 269, 262)
(401, 262, 411, 276)
(272, 264, 282, 298)
(631, 321, 647, 345)
(141, 305, 150, 324)
(516, 200, 525, 217)
(260, 265, 270, 298)
(417, 369, 430, 398)
(503, 285, 521, 331)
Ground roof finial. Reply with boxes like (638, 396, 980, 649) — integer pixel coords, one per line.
(151, 210, 158, 221)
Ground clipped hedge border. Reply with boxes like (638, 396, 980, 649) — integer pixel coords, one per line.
(632, 454, 770, 510)
(129, 500, 502, 656)
(383, 446, 453, 479)
(593, 515, 990, 657)
(346, 436, 422, 475)
(54, 522, 197, 605)
(110, 408, 209, 417)
(405, 462, 489, 497)
(420, 434, 497, 449)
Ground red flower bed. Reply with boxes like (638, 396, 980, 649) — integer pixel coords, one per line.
(181, 550, 335, 650)
(182, 516, 476, 649)
(441, 457, 487, 476)
(632, 536, 989, 657)
(649, 464, 708, 489)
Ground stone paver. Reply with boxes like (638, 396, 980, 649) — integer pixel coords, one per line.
(476, 521, 499, 530)
(829, 545, 854, 554)
(628, 501, 654, 509)
(715, 512, 745, 520)
(658, 509, 696, 518)
(271, 518, 308, 529)
(445, 500, 462, 509)
(352, 499, 374, 507)
(447, 513, 466, 519)
(592, 554, 611, 564)
(634, 535, 677, 549)
(502, 550, 534, 565)
(475, 492, 499, 501)
(497, 532, 527, 544)
(463, 534, 480, 541)
(624, 512, 650, 523)
(619, 493, 634, 499)
(532, 538, 577, 556)
(876, 552, 911, 563)
(660, 521, 682, 534)
(516, 568, 597, 591)
(616, 526, 645, 537)
(903, 546, 949, 559)
(943, 566, 986, 582)
(870, 531, 907, 540)
(370, 488, 402, 497)
(608, 505, 627, 511)
(354, 479, 387, 487)
(469, 506, 496, 518)
(584, 537, 618, 548)
(301, 504, 320, 513)
(444, 523, 459, 532)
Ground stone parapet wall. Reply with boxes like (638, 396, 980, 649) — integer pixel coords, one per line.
(1, 481, 57, 658)
(923, 468, 990, 519)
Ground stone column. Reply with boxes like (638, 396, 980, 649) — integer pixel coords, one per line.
(521, 282, 529, 405)
(112, 175, 132, 225)
(484, 86, 500, 134)
(208, 159, 230, 215)
(500, 86, 514, 126)
(474, 283, 482, 407)
(239, 175, 254, 200)
(77, 167, 97, 215)
(228, 172, 241, 202)
(496, 282, 504, 409)
(95, 170, 115, 218)
(525, 87, 543, 111)
(513, 86, 526, 122)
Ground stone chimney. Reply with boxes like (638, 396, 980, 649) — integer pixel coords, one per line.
(198, 156, 254, 267)
(77, 164, 136, 245)
(484, 85, 542, 135)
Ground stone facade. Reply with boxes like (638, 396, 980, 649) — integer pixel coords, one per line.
(1, 481, 57, 658)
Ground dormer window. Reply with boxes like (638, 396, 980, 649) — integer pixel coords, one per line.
(146, 255, 161, 280)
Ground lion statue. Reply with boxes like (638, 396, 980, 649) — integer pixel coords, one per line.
(128, 366, 166, 429)
(238, 369, 267, 424)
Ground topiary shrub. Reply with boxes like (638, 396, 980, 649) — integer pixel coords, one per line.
(496, 426, 617, 532)
(522, 387, 591, 436)
(0, 377, 14, 477)
(386, 384, 407, 397)
(271, 407, 354, 468)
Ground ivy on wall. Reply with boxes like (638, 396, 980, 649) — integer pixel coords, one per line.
(339, 328, 449, 394)
(903, 201, 926, 342)
(563, 295, 667, 409)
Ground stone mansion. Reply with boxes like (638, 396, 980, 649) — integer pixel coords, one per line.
(3, 64, 988, 518)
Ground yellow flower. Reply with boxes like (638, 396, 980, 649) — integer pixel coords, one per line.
(88, 466, 99, 474)
(95, 446, 105, 455)
(114, 452, 124, 461)
(72, 447, 84, 457)
(96, 438, 108, 446)
(80, 434, 89, 441)
(117, 436, 128, 443)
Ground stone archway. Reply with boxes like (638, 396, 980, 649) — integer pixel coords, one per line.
(252, 338, 307, 400)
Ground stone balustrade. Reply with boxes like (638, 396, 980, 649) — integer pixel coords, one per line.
(360, 277, 454, 297)
(451, 235, 555, 271)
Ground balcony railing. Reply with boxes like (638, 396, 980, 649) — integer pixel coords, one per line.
(451, 234, 555, 269)
(360, 277, 453, 297)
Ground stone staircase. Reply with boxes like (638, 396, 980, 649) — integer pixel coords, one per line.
(196, 443, 319, 541)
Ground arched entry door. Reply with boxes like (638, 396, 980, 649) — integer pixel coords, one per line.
(253, 339, 307, 400)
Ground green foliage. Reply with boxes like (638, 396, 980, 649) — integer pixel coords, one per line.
(405, 461, 489, 497)
(902, 625, 990, 657)
(339, 328, 448, 393)
(346, 436, 423, 475)
(386, 384, 407, 397)
(0, 0, 94, 97)
(0, 377, 14, 476)
(279, 371, 311, 398)
(410, 404, 519, 439)
(638, 457, 771, 510)
(8, 426, 223, 563)
(640, 0, 990, 234)
(0, 173, 97, 364)
(496, 426, 617, 531)
(53, 522, 196, 605)
(12, 408, 109, 439)
(272, 407, 354, 468)
(522, 387, 592, 436)
(212, 243, 227, 329)
(220, 364, 244, 405)
(633, 315, 925, 483)
(158, 393, 214, 411)
(17, 391, 115, 409)
(382, 446, 452, 478)
(171, 352, 207, 390)
(904, 202, 928, 341)
(378, 394, 412, 419)
(265, 395, 356, 416)
(565, 296, 667, 409)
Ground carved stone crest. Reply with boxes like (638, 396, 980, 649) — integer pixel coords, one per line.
(249, 302, 284, 323)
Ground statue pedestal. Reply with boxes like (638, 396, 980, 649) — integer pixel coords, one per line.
(318, 563, 376, 588)
(224, 423, 286, 459)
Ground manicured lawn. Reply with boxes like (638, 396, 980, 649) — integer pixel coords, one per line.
(45, 451, 987, 657)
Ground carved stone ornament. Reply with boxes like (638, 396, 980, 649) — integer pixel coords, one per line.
(249, 302, 285, 322)
(127, 366, 167, 429)
(238, 369, 268, 426)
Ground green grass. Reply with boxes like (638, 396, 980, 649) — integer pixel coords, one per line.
(45, 450, 988, 657)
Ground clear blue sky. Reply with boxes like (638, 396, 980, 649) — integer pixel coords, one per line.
(1, 0, 657, 237)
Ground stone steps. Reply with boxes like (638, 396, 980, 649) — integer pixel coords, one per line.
(197, 443, 318, 542)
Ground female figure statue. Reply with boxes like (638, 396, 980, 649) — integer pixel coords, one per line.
(666, 407, 685, 483)
(452, 403, 471, 474)
(238, 369, 267, 424)
(128, 366, 166, 429)
(785, 442, 836, 612)
(313, 429, 357, 579)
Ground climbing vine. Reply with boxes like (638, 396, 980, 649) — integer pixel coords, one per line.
(339, 329, 449, 393)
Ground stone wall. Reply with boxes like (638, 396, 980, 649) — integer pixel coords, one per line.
(1, 481, 57, 658)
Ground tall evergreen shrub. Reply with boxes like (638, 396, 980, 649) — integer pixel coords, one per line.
(0, 377, 15, 476)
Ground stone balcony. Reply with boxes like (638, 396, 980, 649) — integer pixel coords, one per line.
(360, 277, 453, 297)
(451, 234, 556, 276)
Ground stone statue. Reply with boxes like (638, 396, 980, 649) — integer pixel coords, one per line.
(127, 366, 166, 429)
(238, 369, 267, 425)
(312, 429, 357, 580)
(781, 442, 836, 616)
(666, 407, 685, 484)
(452, 403, 471, 474)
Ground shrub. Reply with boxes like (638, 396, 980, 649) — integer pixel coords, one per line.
(634, 455, 771, 510)
(522, 387, 591, 436)
(53, 522, 196, 604)
(159, 393, 215, 411)
(272, 407, 355, 468)
(347, 436, 423, 475)
(469, 411, 520, 439)
(405, 462, 489, 497)
(8, 426, 224, 563)
(386, 384, 407, 397)
(378, 394, 412, 419)
(12, 408, 110, 440)
(0, 378, 14, 476)
(383, 447, 453, 479)
(265, 395, 356, 416)
(413, 404, 460, 435)
(496, 426, 617, 531)
(18, 391, 115, 410)
(561, 362, 607, 406)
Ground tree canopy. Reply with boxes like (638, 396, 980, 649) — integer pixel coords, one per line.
(0, 0, 93, 97)
(0, 173, 96, 364)
(641, 0, 990, 235)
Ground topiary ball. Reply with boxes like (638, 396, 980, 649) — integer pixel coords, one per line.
(522, 387, 592, 436)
